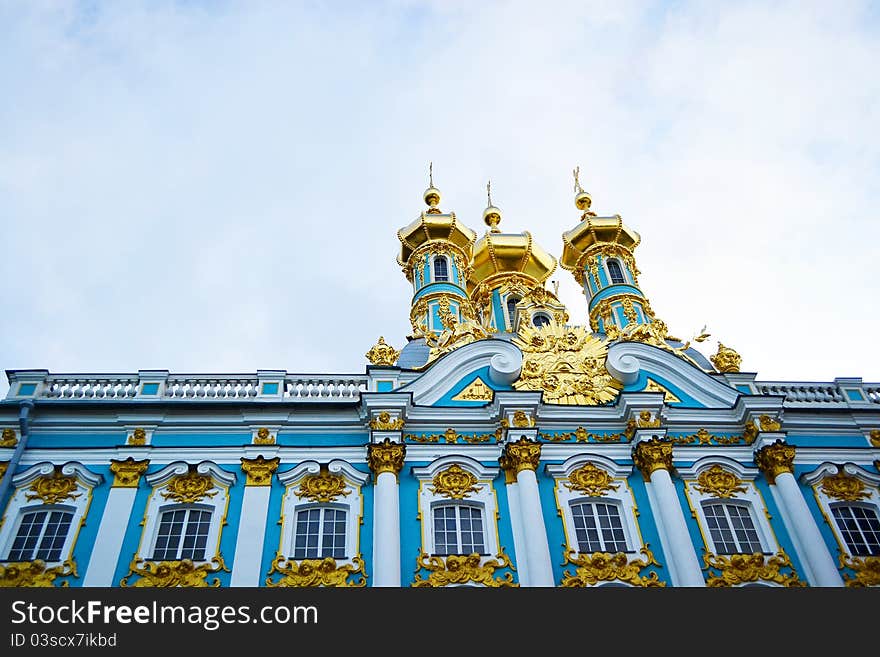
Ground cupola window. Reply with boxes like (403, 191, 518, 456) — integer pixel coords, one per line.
(532, 312, 551, 328)
(607, 259, 626, 285)
(433, 257, 449, 282)
(506, 296, 520, 330)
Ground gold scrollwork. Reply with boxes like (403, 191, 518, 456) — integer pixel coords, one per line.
(25, 470, 81, 505)
(839, 553, 880, 587)
(710, 343, 742, 373)
(161, 468, 217, 504)
(119, 556, 229, 587)
(560, 545, 665, 587)
(539, 427, 624, 443)
(0, 559, 78, 587)
(404, 429, 496, 444)
(869, 430, 880, 447)
(296, 467, 351, 503)
(758, 414, 783, 432)
(702, 550, 805, 587)
(564, 463, 619, 497)
(365, 336, 401, 366)
(254, 427, 276, 445)
(692, 465, 748, 499)
(754, 440, 795, 484)
(110, 458, 149, 488)
(430, 464, 483, 500)
(265, 555, 367, 587)
(240, 456, 280, 487)
(411, 549, 518, 587)
(367, 438, 406, 477)
(0, 427, 18, 447)
(127, 428, 147, 446)
(671, 428, 744, 446)
(502, 438, 542, 473)
(369, 411, 405, 431)
(636, 410, 661, 428)
(819, 471, 869, 501)
(632, 438, 673, 481)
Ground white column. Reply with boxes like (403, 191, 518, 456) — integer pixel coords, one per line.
(503, 473, 529, 587)
(756, 441, 843, 587)
(83, 458, 148, 587)
(634, 439, 705, 587)
(504, 439, 554, 587)
(368, 438, 405, 587)
(231, 456, 279, 587)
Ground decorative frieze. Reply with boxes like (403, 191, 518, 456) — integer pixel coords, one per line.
(560, 545, 664, 587)
(411, 550, 517, 587)
(265, 555, 367, 587)
(119, 557, 229, 587)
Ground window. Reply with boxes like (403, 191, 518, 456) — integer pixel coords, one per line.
(292, 507, 347, 559)
(702, 502, 763, 554)
(532, 312, 551, 328)
(433, 504, 485, 555)
(506, 296, 520, 330)
(831, 504, 880, 556)
(607, 259, 625, 284)
(7, 509, 74, 562)
(151, 507, 213, 561)
(434, 256, 449, 282)
(570, 501, 628, 553)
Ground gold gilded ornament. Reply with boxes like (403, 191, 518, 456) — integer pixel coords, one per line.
(420, 296, 491, 364)
(869, 430, 880, 447)
(742, 422, 759, 445)
(0, 462, 8, 480)
(839, 554, 880, 587)
(560, 545, 664, 587)
(502, 438, 542, 473)
(512, 323, 619, 405)
(26, 470, 81, 505)
(702, 550, 804, 587)
(755, 440, 795, 484)
(161, 469, 217, 504)
(240, 456, 280, 487)
(672, 429, 744, 446)
(451, 377, 494, 402)
(644, 379, 681, 403)
(367, 438, 406, 477)
(254, 427, 276, 445)
(540, 427, 625, 443)
(636, 410, 661, 428)
(710, 343, 742, 373)
(512, 410, 534, 428)
(0, 428, 17, 447)
(0, 560, 78, 587)
(819, 471, 869, 501)
(369, 411, 405, 431)
(692, 465, 748, 498)
(758, 415, 783, 432)
(365, 336, 400, 366)
(564, 463, 619, 497)
(119, 556, 229, 587)
(411, 549, 517, 587)
(127, 428, 146, 446)
(110, 458, 149, 488)
(632, 438, 673, 480)
(296, 467, 351, 503)
(266, 555, 367, 587)
(430, 464, 482, 500)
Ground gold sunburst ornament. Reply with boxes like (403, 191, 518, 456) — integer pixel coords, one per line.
(512, 323, 619, 405)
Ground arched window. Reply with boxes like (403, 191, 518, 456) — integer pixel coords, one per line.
(702, 501, 763, 554)
(532, 312, 551, 328)
(432, 503, 485, 555)
(830, 504, 880, 556)
(607, 259, 626, 284)
(292, 506, 348, 559)
(570, 501, 628, 553)
(433, 256, 449, 282)
(151, 506, 213, 561)
(7, 508, 75, 562)
(506, 296, 520, 330)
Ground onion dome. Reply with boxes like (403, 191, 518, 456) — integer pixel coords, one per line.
(560, 214, 641, 273)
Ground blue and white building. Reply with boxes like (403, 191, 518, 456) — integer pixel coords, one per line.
(1, 179, 879, 588)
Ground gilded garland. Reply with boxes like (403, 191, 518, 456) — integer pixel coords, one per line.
(266, 555, 367, 587)
(702, 551, 804, 587)
(560, 545, 665, 587)
(411, 549, 517, 587)
(839, 553, 880, 587)
(120, 556, 229, 587)
(512, 323, 619, 405)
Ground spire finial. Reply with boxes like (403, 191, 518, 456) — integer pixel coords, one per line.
(482, 179, 502, 232)
(573, 166, 583, 194)
(573, 164, 593, 215)
(423, 161, 441, 213)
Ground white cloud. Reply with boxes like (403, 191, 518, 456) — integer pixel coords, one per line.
(1, 0, 878, 397)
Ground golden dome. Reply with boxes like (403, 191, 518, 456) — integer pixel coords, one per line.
(560, 214, 641, 272)
(397, 211, 477, 268)
(467, 230, 557, 293)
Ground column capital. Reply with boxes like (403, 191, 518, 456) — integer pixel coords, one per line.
(502, 438, 542, 473)
(754, 439, 796, 484)
(109, 458, 150, 488)
(240, 456, 280, 486)
(632, 437, 673, 481)
(367, 438, 406, 478)
(498, 454, 517, 484)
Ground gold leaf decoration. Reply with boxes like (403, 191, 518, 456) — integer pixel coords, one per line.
(563, 463, 619, 497)
(296, 467, 351, 503)
(512, 323, 619, 405)
(754, 440, 795, 484)
(672, 429, 744, 446)
(367, 438, 406, 477)
(0, 427, 17, 447)
(110, 458, 149, 488)
(127, 428, 146, 445)
(451, 377, 494, 402)
(0, 559, 78, 587)
(692, 465, 748, 499)
(710, 343, 742, 373)
(512, 411, 534, 428)
(254, 427, 276, 445)
(265, 555, 367, 587)
(25, 470, 81, 505)
(161, 469, 217, 504)
(429, 464, 482, 500)
(119, 556, 229, 587)
(560, 545, 665, 587)
(819, 471, 869, 501)
(869, 430, 880, 447)
(411, 549, 517, 587)
(644, 379, 681, 403)
(369, 412, 405, 431)
(365, 336, 400, 366)
(702, 550, 805, 587)
(758, 414, 783, 432)
(839, 553, 880, 588)
(636, 410, 661, 428)
(502, 438, 542, 473)
(632, 438, 673, 481)
(240, 456, 280, 487)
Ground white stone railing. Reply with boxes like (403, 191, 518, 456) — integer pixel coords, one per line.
(753, 382, 846, 404)
(40, 375, 140, 399)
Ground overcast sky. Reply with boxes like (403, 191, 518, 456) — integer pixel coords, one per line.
(1, 1, 878, 397)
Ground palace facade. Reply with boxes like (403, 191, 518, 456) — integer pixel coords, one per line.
(1, 176, 879, 587)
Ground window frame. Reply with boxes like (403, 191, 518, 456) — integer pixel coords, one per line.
(149, 504, 215, 562)
(5, 506, 77, 563)
(430, 501, 488, 556)
(505, 295, 521, 331)
(290, 503, 350, 560)
(604, 258, 627, 285)
(700, 499, 766, 555)
(433, 256, 450, 283)
(568, 499, 630, 554)
(0, 462, 102, 567)
(531, 312, 552, 328)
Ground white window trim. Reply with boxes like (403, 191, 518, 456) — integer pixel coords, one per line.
(432, 255, 449, 283)
(680, 456, 777, 556)
(136, 461, 235, 564)
(504, 294, 521, 331)
(547, 454, 641, 555)
(412, 455, 500, 559)
(276, 460, 369, 566)
(0, 462, 102, 566)
(803, 462, 880, 558)
(603, 257, 628, 286)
